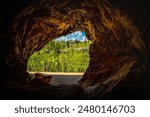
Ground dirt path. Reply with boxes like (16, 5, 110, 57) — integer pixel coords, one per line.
(28, 72, 83, 85)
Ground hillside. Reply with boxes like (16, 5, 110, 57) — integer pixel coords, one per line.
(27, 40, 91, 72)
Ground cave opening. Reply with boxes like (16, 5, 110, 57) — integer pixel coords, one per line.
(27, 31, 91, 85)
(0, 0, 150, 99)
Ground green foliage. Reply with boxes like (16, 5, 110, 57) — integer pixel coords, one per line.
(27, 40, 91, 72)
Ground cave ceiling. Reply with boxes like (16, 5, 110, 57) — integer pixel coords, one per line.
(0, 0, 150, 99)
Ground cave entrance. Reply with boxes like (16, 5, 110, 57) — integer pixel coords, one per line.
(27, 31, 91, 85)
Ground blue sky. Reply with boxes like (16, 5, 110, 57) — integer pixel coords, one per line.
(55, 31, 87, 41)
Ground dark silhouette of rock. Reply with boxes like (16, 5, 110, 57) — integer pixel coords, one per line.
(0, 0, 150, 99)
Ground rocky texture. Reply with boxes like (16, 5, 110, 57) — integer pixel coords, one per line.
(0, 77, 83, 99)
(0, 0, 150, 99)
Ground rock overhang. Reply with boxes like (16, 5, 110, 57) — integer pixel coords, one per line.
(1, 0, 150, 99)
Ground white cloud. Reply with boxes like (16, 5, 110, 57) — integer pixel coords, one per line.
(55, 31, 87, 41)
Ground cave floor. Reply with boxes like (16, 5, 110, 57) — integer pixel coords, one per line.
(0, 74, 84, 100)
(28, 72, 83, 85)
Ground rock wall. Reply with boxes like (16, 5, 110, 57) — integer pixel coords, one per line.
(1, 0, 150, 99)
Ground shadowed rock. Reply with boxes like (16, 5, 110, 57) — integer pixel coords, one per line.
(0, 0, 150, 99)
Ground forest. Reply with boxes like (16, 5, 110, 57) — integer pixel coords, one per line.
(27, 40, 91, 72)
